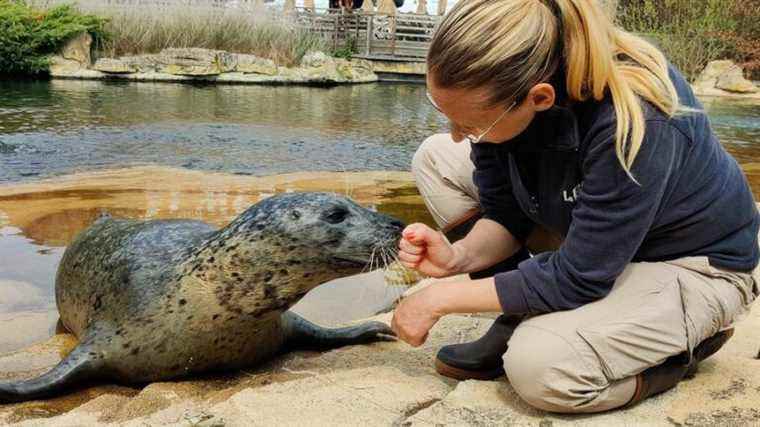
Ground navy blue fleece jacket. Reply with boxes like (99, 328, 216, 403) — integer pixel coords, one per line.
(470, 67, 759, 315)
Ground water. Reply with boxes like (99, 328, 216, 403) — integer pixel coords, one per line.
(0, 79, 759, 354)
(0, 80, 446, 181)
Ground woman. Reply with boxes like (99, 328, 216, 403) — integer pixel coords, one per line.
(391, 0, 759, 414)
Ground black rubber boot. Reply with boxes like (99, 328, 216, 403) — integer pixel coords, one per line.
(626, 329, 734, 407)
(435, 314, 523, 380)
(686, 328, 734, 378)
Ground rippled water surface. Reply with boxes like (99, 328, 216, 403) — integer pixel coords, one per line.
(0, 79, 759, 354)
(0, 80, 447, 181)
(1, 80, 759, 182)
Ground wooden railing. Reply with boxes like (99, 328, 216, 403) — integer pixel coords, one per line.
(293, 8, 440, 61)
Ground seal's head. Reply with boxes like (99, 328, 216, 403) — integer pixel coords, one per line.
(246, 192, 404, 272)
(187, 192, 405, 312)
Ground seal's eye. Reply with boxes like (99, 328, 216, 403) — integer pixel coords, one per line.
(324, 207, 349, 224)
(291, 210, 301, 220)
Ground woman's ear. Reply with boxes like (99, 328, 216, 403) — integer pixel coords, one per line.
(527, 83, 556, 112)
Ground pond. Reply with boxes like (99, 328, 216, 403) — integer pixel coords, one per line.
(0, 80, 443, 182)
(0, 79, 759, 355)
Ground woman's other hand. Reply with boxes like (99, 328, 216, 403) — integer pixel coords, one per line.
(391, 285, 442, 347)
(391, 279, 502, 347)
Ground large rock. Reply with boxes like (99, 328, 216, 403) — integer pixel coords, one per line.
(235, 54, 278, 75)
(298, 51, 339, 81)
(91, 54, 165, 74)
(300, 51, 332, 68)
(60, 32, 92, 67)
(695, 60, 759, 95)
(336, 58, 374, 81)
(92, 57, 141, 74)
(695, 60, 735, 89)
(370, 59, 426, 76)
(717, 70, 759, 94)
(48, 55, 89, 76)
(155, 48, 237, 76)
(295, 51, 376, 83)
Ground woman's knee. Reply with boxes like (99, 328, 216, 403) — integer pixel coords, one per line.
(411, 133, 452, 176)
(411, 133, 479, 227)
(503, 324, 607, 413)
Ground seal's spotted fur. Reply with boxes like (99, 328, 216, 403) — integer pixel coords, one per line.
(0, 192, 403, 402)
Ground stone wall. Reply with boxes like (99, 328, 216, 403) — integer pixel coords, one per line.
(49, 34, 378, 85)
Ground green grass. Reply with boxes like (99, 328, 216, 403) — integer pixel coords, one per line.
(94, 9, 331, 67)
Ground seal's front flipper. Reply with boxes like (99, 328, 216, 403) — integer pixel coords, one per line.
(0, 344, 102, 403)
(281, 311, 396, 352)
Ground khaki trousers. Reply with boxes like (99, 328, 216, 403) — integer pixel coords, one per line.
(412, 133, 759, 413)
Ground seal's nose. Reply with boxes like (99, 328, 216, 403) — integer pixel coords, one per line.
(376, 214, 405, 237)
(389, 218, 405, 232)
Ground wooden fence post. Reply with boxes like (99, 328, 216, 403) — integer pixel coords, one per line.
(416, 0, 428, 15)
(378, 0, 396, 55)
(365, 15, 373, 56)
(333, 14, 339, 52)
(437, 0, 446, 15)
(378, 0, 395, 14)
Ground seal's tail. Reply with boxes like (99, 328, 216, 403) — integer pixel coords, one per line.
(0, 344, 101, 403)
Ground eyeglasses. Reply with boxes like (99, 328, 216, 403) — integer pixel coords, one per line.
(426, 90, 517, 144)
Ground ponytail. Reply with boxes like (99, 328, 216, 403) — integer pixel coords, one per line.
(428, 0, 680, 178)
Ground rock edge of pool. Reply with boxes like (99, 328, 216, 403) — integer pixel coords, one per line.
(0, 167, 758, 426)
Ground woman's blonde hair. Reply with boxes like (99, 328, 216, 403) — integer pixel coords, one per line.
(427, 0, 680, 176)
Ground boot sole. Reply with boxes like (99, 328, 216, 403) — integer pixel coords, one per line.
(434, 358, 505, 381)
(686, 328, 734, 377)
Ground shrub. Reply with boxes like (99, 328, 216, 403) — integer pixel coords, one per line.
(616, 0, 735, 81)
(0, 0, 107, 75)
(617, 0, 760, 81)
(723, 0, 760, 79)
(332, 35, 357, 60)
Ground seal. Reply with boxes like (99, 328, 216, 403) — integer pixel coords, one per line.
(0, 192, 404, 402)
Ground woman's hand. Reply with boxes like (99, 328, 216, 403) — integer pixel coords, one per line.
(391, 285, 442, 347)
(391, 279, 503, 347)
(398, 223, 461, 278)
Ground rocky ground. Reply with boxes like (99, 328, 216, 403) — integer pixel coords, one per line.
(0, 168, 758, 426)
(0, 284, 758, 426)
